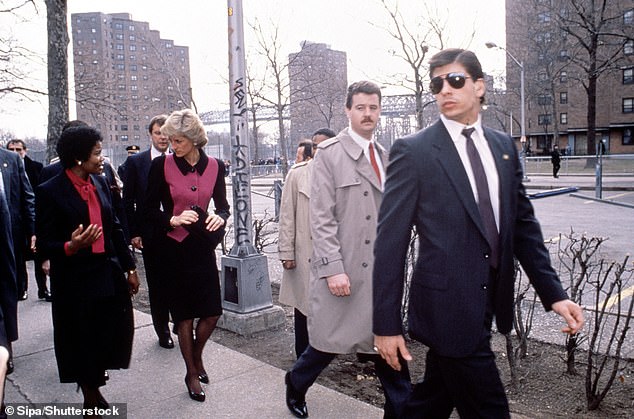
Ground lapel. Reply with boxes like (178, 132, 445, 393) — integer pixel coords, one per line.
(430, 120, 489, 241)
(339, 128, 382, 191)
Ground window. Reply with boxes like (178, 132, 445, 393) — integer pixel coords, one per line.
(114, 23, 123, 30)
(625, 9, 633, 24)
(129, 55, 136, 60)
(560, 92, 568, 104)
(538, 12, 551, 23)
(538, 94, 552, 105)
(131, 75, 137, 81)
(121, 125, 129, 131)
(560, 71, 568, 83)
(623, 128, 633, 145)
(121, 135, 129, 141)
(116, 44, 124, 50)
(559, 50, 569, 60)
(116, 54, 124, 60)
(115, 33, 123, 40)
(91, 28, 96, 33)
(128, 25, 135, 31)
(130, 65, 137, 71)
(129, 45, 136, 51)
(118, 84, 126, 91)
(624, 68, 634, 84)
(560, 113, 567, 124)
(116, 64, 124, 70)
(538, 114, 552, 125)
(131, 85, 138, 91)
(623, 98, 634, 113)
(129, 35, 135, 41)
(625, 40, 634, 55)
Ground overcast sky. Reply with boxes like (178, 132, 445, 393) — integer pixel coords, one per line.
(0, 0, 506, 139)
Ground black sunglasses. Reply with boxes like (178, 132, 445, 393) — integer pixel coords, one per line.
(429, 72, 471, 94)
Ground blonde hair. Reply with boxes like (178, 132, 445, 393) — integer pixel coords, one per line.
(161, 109, 208, 147)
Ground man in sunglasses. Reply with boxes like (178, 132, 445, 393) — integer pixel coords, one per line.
(372, 48, 584, 418)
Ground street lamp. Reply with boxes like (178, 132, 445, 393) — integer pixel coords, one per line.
(486, 41, 529, 181)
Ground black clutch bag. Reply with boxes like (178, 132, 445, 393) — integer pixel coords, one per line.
(184, 205, 225, 249)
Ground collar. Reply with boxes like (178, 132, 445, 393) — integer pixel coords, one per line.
(348, 126, 375, 155)
(173, 149, 209, 176)
(441, 114, 484, 144)
(151, 145, 171, 160)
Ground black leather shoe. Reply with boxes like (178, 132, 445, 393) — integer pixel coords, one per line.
(159, 336, 174, 349)
(185, 377, 205, 402)
(285, 372, 308, 418)
(38, 290, 53, 302)
(198, 370, 209, 384)
(19, 291, 28, 301)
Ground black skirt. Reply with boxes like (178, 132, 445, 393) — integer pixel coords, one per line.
(164, 232, 222, 322)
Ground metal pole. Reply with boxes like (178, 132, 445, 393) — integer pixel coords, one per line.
(221, 0, 282, 324)
(227, 0, 257, 258)
(519, 60, 529, 182)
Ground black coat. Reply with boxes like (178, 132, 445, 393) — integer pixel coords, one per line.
(36, 171, 135, 383)
(0, 148, 35, 344)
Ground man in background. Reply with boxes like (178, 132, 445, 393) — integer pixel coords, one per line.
(6, 140, 50, 301)
(0, 146, 35, 374)
(278, 129, 336, 359)
(122, 115, 174, 349)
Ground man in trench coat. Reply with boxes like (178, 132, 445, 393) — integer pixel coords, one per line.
(284, 81, 411, 419)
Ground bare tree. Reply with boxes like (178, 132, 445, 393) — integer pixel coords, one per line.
(0, 1, 47, 110)
(376, 0, 469, 130)
(45, 0, 68, 160)
(249, 19, 294, 176)
(554, 0, 632, 155)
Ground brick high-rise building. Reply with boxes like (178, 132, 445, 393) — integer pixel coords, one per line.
(71, 12, 191, 165)
(288, 42, 348, 146)
(504, 0, 633, 155)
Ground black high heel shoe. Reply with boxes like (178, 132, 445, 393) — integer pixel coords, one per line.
(185, 377, 205, 402)
(198, 370, 209, 384)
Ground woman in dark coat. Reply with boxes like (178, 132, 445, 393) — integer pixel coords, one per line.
(35, 126, 139, 409)
(146, 109, 230, 403)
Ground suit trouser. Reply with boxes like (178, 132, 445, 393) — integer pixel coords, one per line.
(403, 269, 509, 419)
(289, 345, 412, 419)
(293, 309, 309, 359)
(141, 241, 171, 338)
(33, 252, 49, 294)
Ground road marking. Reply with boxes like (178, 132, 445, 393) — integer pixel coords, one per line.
(598, 285, 634, 311)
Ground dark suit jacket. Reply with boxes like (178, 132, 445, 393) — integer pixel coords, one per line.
(23, 156, 43, 188)
(373, 120, 568, 357)
(0, 148, 35, 342)
(122, 149, 154, 240)
(35, 172, 134, 300)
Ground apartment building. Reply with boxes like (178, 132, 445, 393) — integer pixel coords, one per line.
(71, 12, 191, 164)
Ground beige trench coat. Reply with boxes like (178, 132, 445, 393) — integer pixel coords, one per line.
(278, 161, 312, 315)
(308, 128, 386, 354)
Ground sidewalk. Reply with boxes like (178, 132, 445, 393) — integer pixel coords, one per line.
(5, 266, 381, 418)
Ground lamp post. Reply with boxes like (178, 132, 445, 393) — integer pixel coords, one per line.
(486, 42, 529, 181)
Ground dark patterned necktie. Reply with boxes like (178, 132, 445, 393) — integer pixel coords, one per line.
(462, 128, 499, 269)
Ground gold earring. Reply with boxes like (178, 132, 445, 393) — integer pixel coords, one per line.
(78, 161, 82, 166)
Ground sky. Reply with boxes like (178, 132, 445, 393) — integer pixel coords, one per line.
(0, 0, 506, 139)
